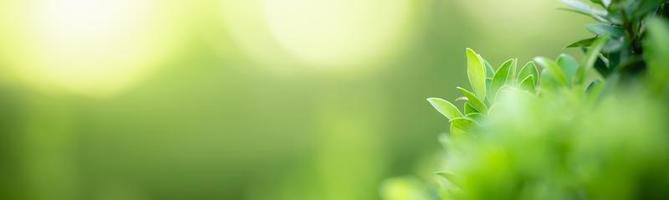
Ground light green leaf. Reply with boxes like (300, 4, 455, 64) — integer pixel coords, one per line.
(491, 58, 517, 95)
(557, 54, 579, 84)
(456, 87, 488, 113)
(466, 48, 487, 100)
(534, 57, 568, 86)
(517, 61, 539, 82)
(450, 117, 475, 136)
(541, 69, 561, 90)
(427, 98, 463, 121)
(465, 112, 483, 121)
(519, 75, 536, 93)
(485, 60, 495, 79)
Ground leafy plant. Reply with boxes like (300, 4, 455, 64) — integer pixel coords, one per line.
(382, 1, 669, 200)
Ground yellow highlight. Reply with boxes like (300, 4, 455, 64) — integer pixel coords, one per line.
(0, 0, 180, 96)
(262, 0, 412, 67)
(220, 0, 413, 70)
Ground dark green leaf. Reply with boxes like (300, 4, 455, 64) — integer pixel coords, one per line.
(567, 37, 598, 48)
(577, 36, 608, 83)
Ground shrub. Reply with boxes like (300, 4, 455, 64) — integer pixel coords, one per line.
(383, 1, 669, 199)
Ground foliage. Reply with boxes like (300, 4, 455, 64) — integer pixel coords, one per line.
(383, 0, 669, 199)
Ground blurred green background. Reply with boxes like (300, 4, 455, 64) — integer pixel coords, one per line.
(0, 0, 591, 199)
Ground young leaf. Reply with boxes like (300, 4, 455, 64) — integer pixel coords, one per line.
(427, 98, 463, 121)
(491, 58, 517, 96)
(517, 61, 539, 82)
(534, 57, 568, 86)
(557, 54, 579, 83)
(485, 60, 495, 79)
(519, 75, 536, 93)
(566, 37, 597, 48)
(466, 112, 483, 121)
(450, 117, 475, 136)
(463, 102, 478, 114)
(456, 87, 488, 113)
(466, 48, 487, 100)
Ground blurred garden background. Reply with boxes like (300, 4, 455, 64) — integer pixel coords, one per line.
(0, 0, 592, 199)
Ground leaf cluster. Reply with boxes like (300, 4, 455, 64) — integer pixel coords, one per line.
(563, 0, 669, 78)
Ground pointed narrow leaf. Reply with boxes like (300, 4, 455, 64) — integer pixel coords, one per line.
(518, 61, 539, 82)
(427, 98, 462, 121)
(456, 87, 488, 113)
(466, 48, 487, 100)
(557, 54, 579, 84)
(519, 75, 536, 93)
(491, 58, 517, 95)
(567, 37, 597, 48)
(534, 57, 568, 86)
(485, 60, 495, 78)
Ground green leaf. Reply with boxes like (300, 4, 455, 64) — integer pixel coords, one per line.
(560, 0, 609, 22)
(450, 117, 476, 136)
(556, 54, 579, 84)
(463, 102, 478, 114)
(456, 87, 488, 113)
(427, 98, 463, 121)
(465, 112, 483, 121)
(485, 60, 495, 79)
(577, 36, 608, 83)
(534, 57, 568, 86)
(586, 23, 624, 37)
(519, 75, 536, 93)
(540, 69, 561, 90)
(466, 48, 487, 100)
(517, 61, 539, 82)
(566, 37, 597, 48)
(491, 58, 517, 96)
